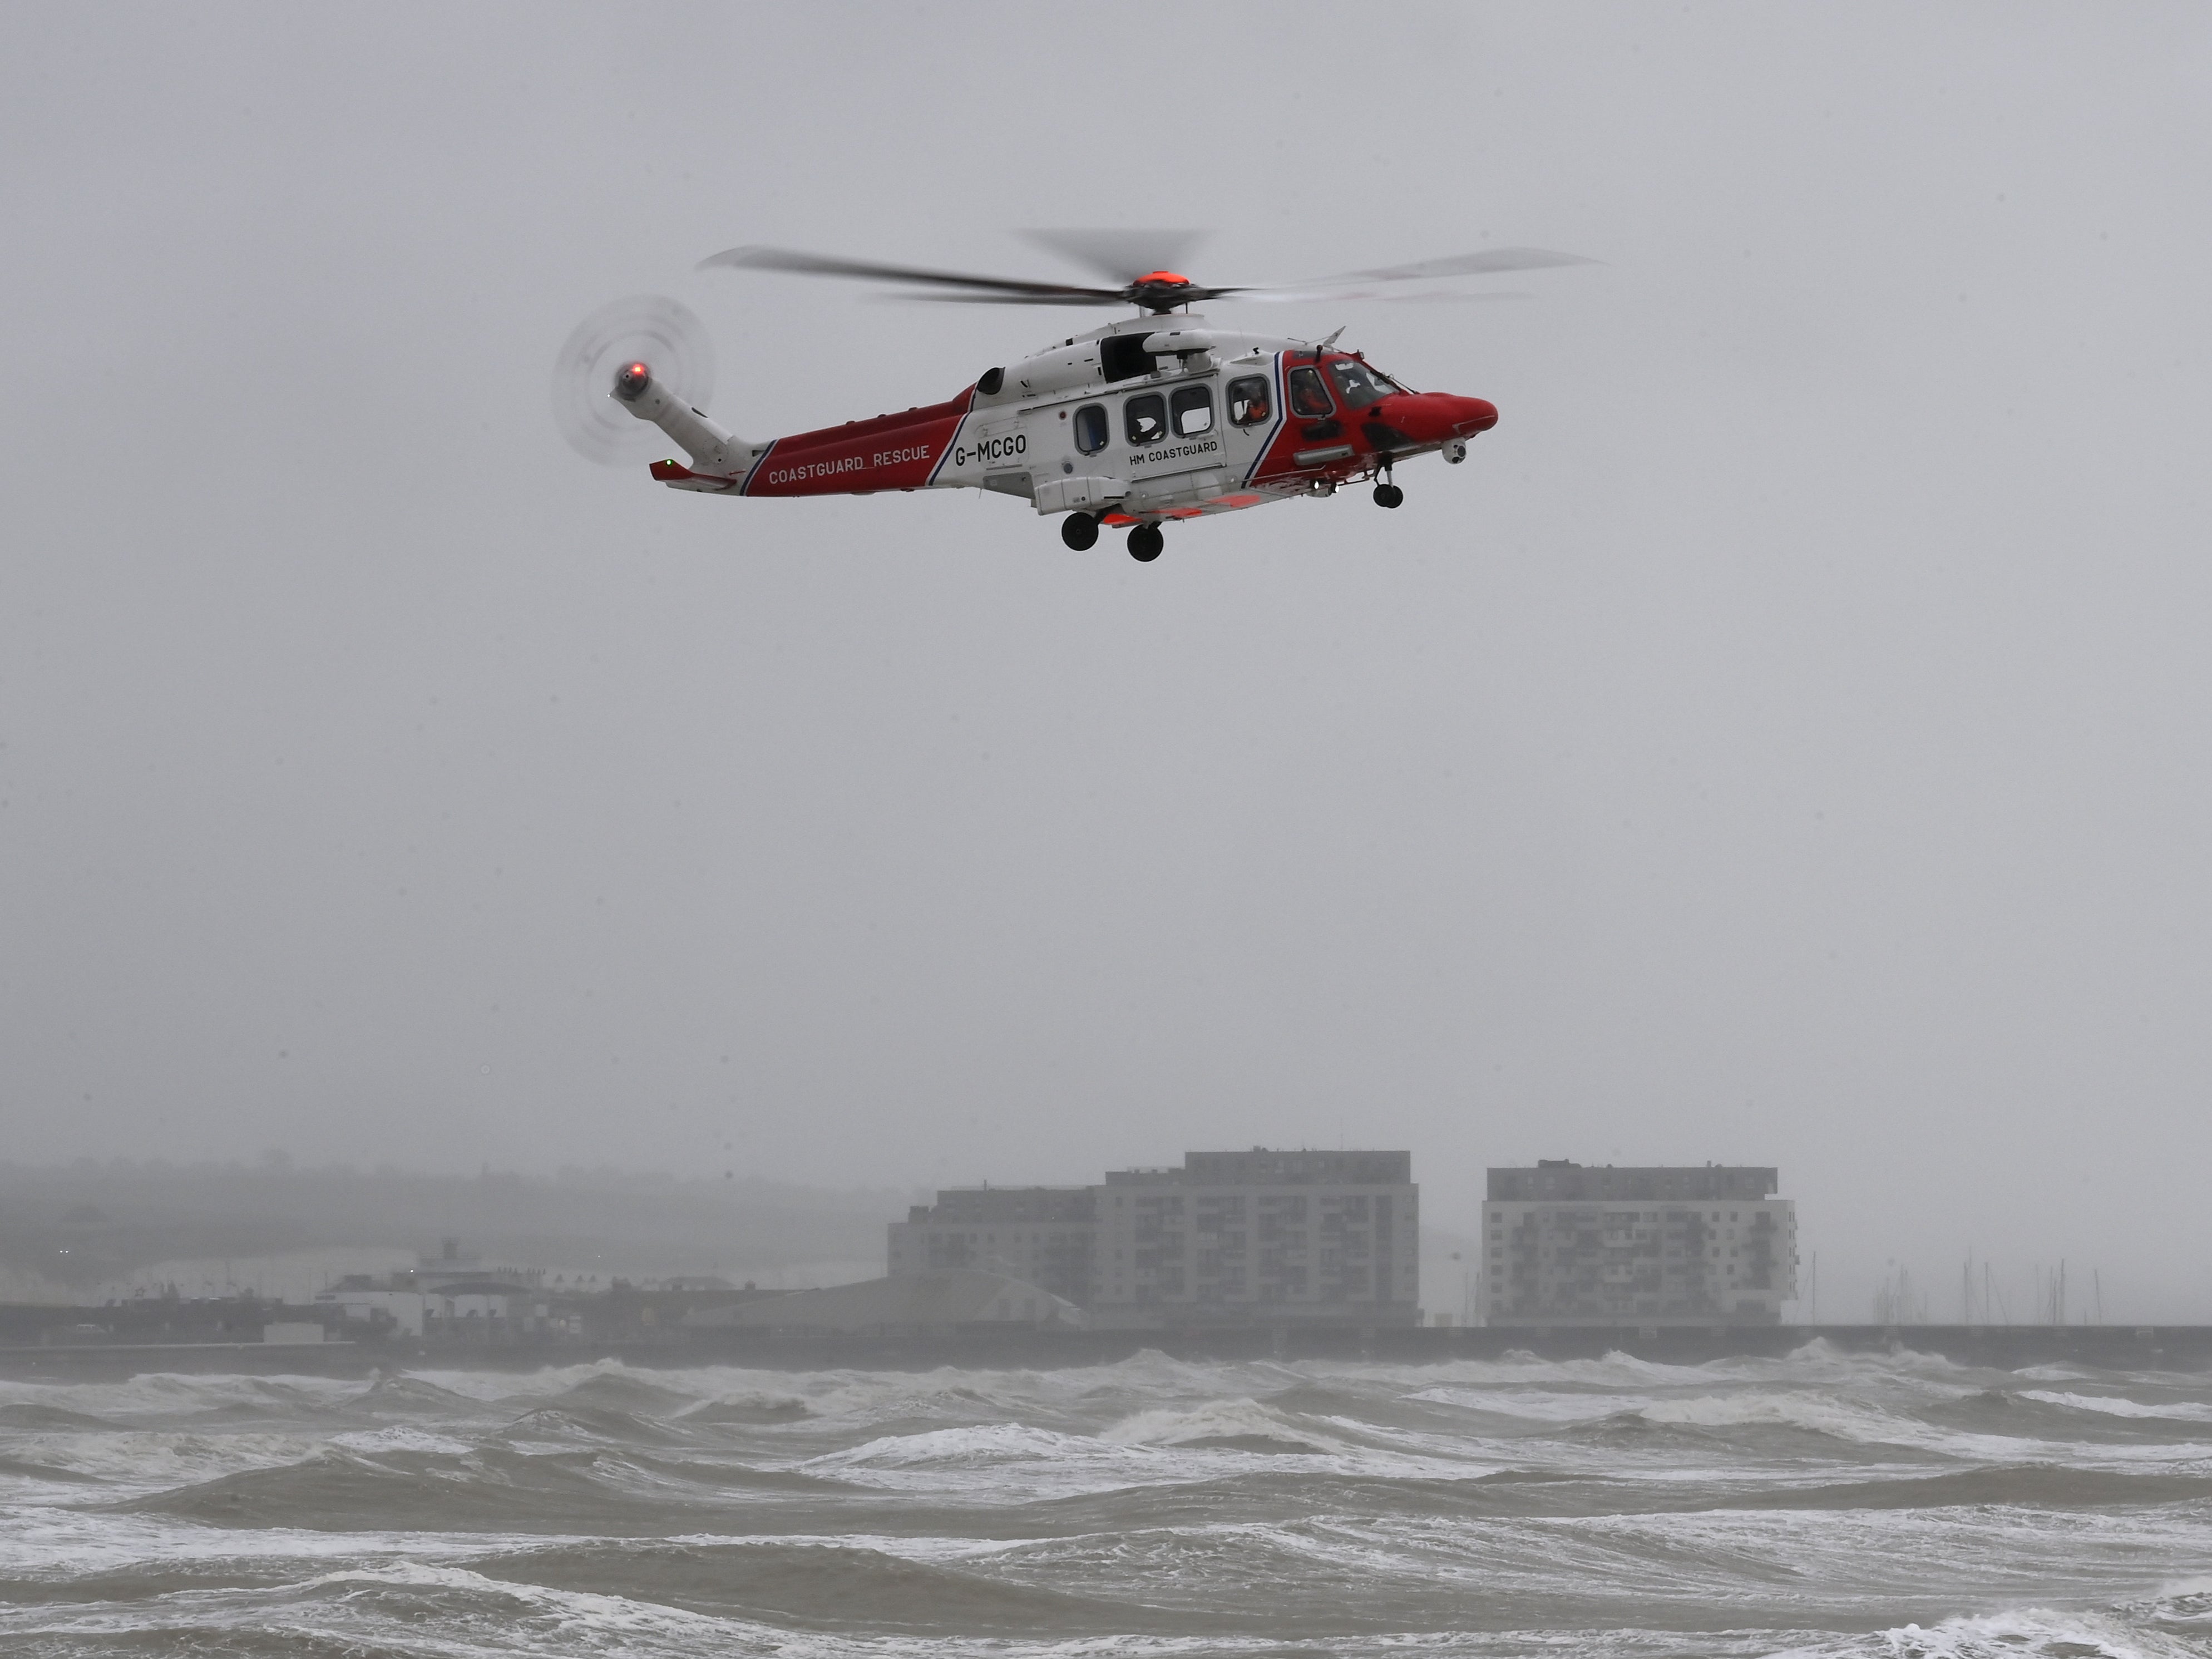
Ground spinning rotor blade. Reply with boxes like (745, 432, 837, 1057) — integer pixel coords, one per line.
(873, 290, 1150, 308)
(551, 294, 715, 465)
(1309, 247, 1596, 284)
(1019, 228, 1209, 286)
(700, 245, 1123, 304)
(701, 238, 1593, 312)
(1217, 247, 1597, 303)
(1273, 289, 1535, 305)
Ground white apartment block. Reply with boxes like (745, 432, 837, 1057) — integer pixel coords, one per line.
(890, 1149, 1419, 1328)
(1480, 1162, 1799, 1326)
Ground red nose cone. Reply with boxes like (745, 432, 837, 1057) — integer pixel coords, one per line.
(1382, 393, 1499, 443)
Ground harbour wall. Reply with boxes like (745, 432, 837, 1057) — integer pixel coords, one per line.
(2, 1321, 2207, 1377)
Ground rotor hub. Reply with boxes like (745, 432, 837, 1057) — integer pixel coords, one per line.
(1126, 273, 1198, 313)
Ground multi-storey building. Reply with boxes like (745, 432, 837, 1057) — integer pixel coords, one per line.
(888, 1149, 1419, 1328)
(885, 1186, 1098, 1307)
(1480, 1162, 1798, 1326)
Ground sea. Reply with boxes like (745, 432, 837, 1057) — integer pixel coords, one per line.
(2, 1342, 2209, 1657)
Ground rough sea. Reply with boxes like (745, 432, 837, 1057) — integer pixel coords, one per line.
(3, 1342, 2208, 1657)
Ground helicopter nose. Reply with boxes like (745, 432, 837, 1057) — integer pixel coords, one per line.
(1453, 397, 1500, 434)
(1379, 393, 1498, 443)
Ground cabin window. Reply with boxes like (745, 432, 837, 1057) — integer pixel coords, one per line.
(1287, 366, 1334, 417)
(1073, 403, 1109, 455)
(1169, 384, 1214, 438)
(1227, 374, 1272, 427)
(1124, 392, 1167, 446)
(1327, 358, 1401, 409)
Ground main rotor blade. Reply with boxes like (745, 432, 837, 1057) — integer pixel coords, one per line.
(1224, 288, 1535, 306)
(1020, 228, 1209, 285)
(1235, 246, 1596, 297)
(875, 290, 1136, 307)
(700, 244, 1122, 302)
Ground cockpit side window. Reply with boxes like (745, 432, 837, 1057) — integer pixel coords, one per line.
(1287, 366, 1334, 418)
(1227, 374, 1272, 427)
(1073, 403, 1109, 455)
(1326, 358, 1400, 409)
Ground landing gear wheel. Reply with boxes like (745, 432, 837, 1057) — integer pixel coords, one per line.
(1127, 523, 1164, 562)
(1060, 512, 1099, 551)
(1372, 482, 1404, 509)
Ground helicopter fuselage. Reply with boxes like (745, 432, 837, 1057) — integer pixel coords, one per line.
(625, 312, 1498, 535)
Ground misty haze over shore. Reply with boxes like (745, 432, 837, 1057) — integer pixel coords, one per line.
(0, 1156, 2179, 1328)
(0, 1161, 906, 1306)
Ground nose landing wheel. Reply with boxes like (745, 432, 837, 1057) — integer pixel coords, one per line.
(1127, 523, 1164, 562)
(1372, 482, 1404, 509)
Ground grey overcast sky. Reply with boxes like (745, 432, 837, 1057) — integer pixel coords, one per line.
(4, 4, 2209, 1317)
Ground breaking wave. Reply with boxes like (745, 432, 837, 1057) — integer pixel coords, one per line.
(3, 1344, 2210, 1656)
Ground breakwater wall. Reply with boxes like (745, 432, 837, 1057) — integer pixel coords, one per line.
(3, 1321, 2207, 1377)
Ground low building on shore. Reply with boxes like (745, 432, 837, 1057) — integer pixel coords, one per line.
(682, 1270, 1082, 1335)
(317, 1273, 551, 1339)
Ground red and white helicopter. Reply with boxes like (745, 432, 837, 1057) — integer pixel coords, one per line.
(554, 231, 1588, 562)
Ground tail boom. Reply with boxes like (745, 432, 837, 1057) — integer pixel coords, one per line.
(616, 361, 977, 499)
(734, 389, 976, 497)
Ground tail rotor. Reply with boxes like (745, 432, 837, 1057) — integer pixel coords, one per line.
(551, 294, 716, 465)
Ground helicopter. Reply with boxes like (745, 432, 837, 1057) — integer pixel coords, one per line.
(552, 231, 1589, 562)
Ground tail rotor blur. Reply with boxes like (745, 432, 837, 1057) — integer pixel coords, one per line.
(551, 295, 716, 465)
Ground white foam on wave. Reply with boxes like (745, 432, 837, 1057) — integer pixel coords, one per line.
(0, 1556, 806, 1656)
(1841, 1602, 2210, 1659)
(807, 1420, 1099, 1470)
(403, 1355, 1132, 1442)
(0, 1505, 570, 1579)
(325, 1424, 479, 1456)
(2020, 1389, 2212, 1424)
(1108, 1400, 1512, 1485)
(2013, 1362, 2104, 1383)
(1102, 1396, 1344, 1451)
(1401, 1384, 1653, 1423)
(1386, 1349, 1719, 1391)
(0, 1428, 329, 1493)
(673, 1386, 813, 1420)
(2147, 1572, 2212, 1611)
(1638, 1389, 1928, 1441)
(790, 1420, 1195, 1500)
(406, 1355, 661, 1405)
(1732, 1338, 1988, 1386)
(788, 1411, 1479, 1499)
(1401, 1379, 2035, 1473)
(0, 1369, 364, 1423)
(1630, 1389, 2154, 1472)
